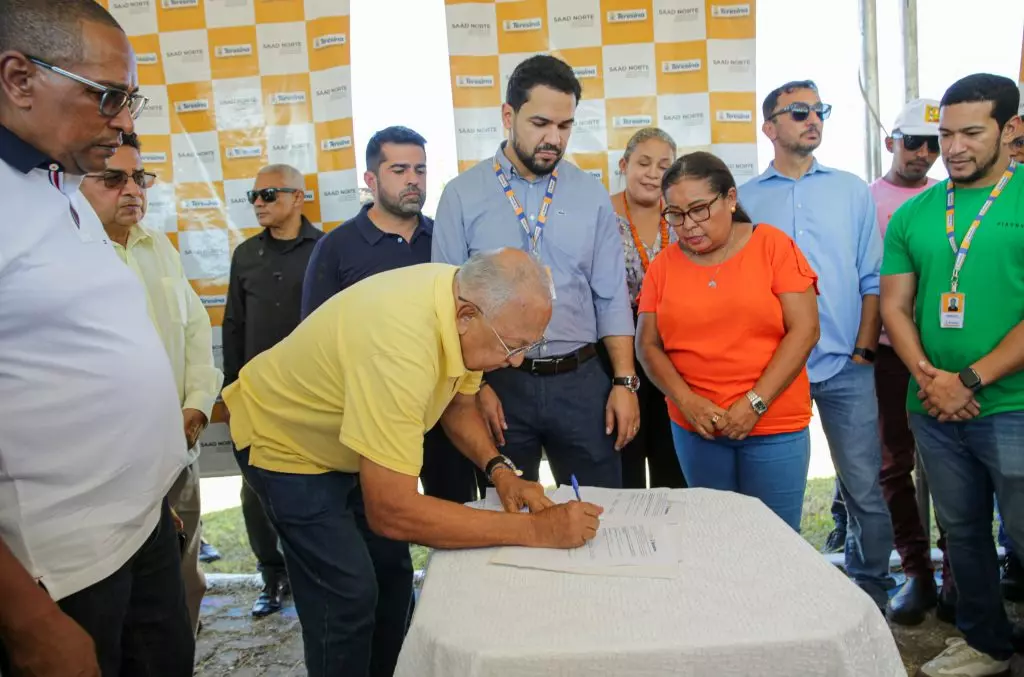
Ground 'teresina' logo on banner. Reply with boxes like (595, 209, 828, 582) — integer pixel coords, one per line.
(271, 92, 308, 105)
(174, 99, 210, 113)
(573, 66, 599, 79)
(225, 146, 262, 159)
(502, 18, 542, 32)
(711, 4, 752, 18)
(320, 137, 353, 152)
(215, 44, 253, 58)
(613, 115, 653, 128)
(136, 53, 160, 65)
(662, 59, 702, 74)
(456, 75, 495, 88)
(607, 9, 648, 23)
(716, 110, 753, 123)
(141, 152, 168, 164)
(314, 34, 347, 49)
(162, 0, 198, 7)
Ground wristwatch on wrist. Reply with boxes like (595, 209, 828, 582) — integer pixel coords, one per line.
(958, 367, 983, 393)
(746, 390, 768, 416)
(853, 347, 876, 363)
(612, 375, 640, 393)
(484, 454, 522, 484)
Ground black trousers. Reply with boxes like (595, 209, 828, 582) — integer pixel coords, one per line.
(621, 359, 688, 489)
(0, 501, 195, 677)
(420, 425, 480, 504)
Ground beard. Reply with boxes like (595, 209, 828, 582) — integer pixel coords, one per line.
(945, 144, 1001, 186)
(780, 129, 821, 157)
(511, 133, 563, 176)
(378, 186, 424, 217)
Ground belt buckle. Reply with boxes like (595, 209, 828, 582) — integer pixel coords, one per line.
(528, 356, 559, 374)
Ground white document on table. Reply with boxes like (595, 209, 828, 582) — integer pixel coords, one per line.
(491, 523, 677, 571)
(550, 486, 684, 524)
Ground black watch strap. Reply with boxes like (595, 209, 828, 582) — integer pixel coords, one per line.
(853, 347, 876, 363)
(958, 367, 983, 392)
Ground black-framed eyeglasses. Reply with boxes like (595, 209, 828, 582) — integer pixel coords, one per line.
(662, 194, 722, 227)
(893, 132, 939, 153)
(28, 57, 148, 119)
(87, 169, 157, 191)
(768, 102, 832, 122)
(458, 296, 546, 361)
(247, 187, 299, 204)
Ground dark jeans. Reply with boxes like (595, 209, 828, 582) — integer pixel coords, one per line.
(0, 501, 195, 677)
(238, 457, 287, 585)
(910, 411, 1024, 660)
(236, 449, 412, 677)
(622, 359, 686, 490)
(485, 354, 621, 488)
(875, 345, 933, 578)
(420, 425, 479, 503)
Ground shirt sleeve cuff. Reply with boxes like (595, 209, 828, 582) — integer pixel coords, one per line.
(183, 391, 218, 419)
(596, 309, 636, 338)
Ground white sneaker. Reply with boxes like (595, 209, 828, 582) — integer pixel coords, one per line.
(917, 638, 1011, 676)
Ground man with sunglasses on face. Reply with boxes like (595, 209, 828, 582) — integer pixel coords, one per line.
(76, 132, 223, 637)
(0, 1, 195, 675)
(738, 80, 896, 612)
(223, 163, 322, 618)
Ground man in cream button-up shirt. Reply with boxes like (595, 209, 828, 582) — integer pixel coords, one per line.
(77, 132, 223, 634)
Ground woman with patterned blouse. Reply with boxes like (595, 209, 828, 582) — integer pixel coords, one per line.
(608, 127, 686, 489)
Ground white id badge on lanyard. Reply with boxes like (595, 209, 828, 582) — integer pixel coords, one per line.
(939, 292, 965, 329)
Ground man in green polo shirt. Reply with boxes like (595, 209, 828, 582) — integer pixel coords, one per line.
(881, 73, 1024, 676)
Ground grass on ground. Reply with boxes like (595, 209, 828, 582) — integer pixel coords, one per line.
(204, 477, 845, 575)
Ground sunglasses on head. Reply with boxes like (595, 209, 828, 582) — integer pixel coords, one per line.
(88, 169, 156, 190)
(246, 187, 299, 205)
(769, 102, 832, 122)
(893, 132, 939, 153)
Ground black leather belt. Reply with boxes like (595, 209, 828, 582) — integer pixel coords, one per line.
(518, 344, 597, 376)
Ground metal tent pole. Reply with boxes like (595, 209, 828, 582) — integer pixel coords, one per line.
(859, 0, 882, 182)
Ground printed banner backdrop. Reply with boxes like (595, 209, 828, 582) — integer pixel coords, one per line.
(97, 0, 357, 474)
(443, 0, 758, 189)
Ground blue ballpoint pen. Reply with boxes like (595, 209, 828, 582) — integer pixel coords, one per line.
(570, 474, 581, 501)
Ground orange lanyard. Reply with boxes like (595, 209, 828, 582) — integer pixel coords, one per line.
(623, 196, 669, 272)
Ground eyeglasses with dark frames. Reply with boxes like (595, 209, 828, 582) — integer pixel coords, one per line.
(246, 187, 300, 204)
(661, 194, 722, 227)
(28, 56, 148, 119)
(458, 296, 546, 360)
(768, 102, 832, 123)
(892, 132, 939, 153)
(87, 169, 157, 191)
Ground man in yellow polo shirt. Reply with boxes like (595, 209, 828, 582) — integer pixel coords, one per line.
(224, 248, 602, 677)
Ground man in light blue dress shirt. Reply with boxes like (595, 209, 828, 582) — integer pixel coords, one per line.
(738, 80, 895, 609)
(432, 55, 638, 489)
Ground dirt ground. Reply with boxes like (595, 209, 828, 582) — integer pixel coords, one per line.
(195, 575, 1024, 677)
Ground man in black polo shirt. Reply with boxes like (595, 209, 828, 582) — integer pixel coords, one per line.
(223, 162, 322, 617)
(302, 126, 479, 505)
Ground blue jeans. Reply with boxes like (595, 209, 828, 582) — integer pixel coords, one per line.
(909, 411, 1024, 660)
(671, 424, 810, 532)
(236, 449, 413, 677)
(830, 477, 848, 532)
(811, 360, 895, 606)
(486, 355, 621, 488)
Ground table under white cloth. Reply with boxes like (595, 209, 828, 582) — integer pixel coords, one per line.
(394, 488, 904, 677)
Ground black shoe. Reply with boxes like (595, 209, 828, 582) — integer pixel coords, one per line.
(935, 584, 956, 625)
(198, 540, 222, 563)
(252, 578, 289, 618)
(1000, 555, 1024, 602)
(886, 575, 937, 627)
(822, 528, 846, 554)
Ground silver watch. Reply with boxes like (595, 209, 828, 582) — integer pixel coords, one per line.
(746, 390, 768, 416)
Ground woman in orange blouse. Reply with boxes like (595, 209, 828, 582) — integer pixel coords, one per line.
(609, 128, 685, 490)
(636, 152, 820, 531)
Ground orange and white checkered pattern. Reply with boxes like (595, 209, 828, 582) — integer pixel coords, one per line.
(444, 0, 758, 189)
(95, 0, 357, 327)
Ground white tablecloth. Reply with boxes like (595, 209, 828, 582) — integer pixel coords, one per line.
(395, 489, 904, 677)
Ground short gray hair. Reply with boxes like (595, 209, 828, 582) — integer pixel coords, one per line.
(456, 249, 550, 317)
(258, 164, 304, 190)
(622, 127, 677, 164)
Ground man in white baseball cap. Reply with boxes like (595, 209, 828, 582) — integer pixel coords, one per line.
(867, 97, 944, 626)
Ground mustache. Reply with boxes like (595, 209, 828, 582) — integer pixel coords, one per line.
(534, 144, 562, 154)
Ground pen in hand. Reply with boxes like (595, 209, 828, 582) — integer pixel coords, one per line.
(570, 474, 581, 502)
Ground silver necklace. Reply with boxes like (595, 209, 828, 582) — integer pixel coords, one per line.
(694, 231, 735, 288)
